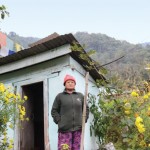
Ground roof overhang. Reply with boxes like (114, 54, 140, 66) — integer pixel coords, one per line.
(0, 44, 71, 74)
(0, 33, 106, 81)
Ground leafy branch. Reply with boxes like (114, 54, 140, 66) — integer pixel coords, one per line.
(0, 5, 9, 20)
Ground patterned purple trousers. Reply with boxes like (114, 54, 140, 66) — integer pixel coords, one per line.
(58, 129, 81, 150)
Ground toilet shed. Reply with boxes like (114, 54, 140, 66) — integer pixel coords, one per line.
(0, 33, 105, 150)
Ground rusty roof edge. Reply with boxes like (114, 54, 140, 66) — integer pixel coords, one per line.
(29, 32, 60, 47)
(0, 33, 74, 65)
(0, 33, 106, 81)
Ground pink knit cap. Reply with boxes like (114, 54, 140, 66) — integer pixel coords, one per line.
(64, 74, 76, 85)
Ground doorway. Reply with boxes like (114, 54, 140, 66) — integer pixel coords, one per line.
(20, 82, 44, 150)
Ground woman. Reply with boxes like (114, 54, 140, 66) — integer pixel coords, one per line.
(51, 74, 89, 150)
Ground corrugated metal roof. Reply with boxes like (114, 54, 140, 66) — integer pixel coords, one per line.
(0, 33, 106, 81)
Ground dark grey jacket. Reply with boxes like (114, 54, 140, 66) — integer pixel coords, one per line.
(51, 90, 89, 132)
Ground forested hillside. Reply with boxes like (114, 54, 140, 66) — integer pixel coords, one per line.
(7, 31, 150, 84)
(74, 32, 150, 84)
(7, 32, 40, 48)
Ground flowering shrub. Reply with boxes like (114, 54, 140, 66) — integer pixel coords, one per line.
(89, 80, 150, 150)
(0, 83, 28, 150)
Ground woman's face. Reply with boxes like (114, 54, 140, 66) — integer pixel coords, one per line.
(65, 80, 75, 90)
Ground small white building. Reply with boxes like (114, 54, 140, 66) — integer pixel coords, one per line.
(0, 33, 105, 150)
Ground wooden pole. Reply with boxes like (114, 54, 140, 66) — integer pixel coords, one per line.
(80, 72, 89, 150)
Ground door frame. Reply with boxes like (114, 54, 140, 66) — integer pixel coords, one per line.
(13, 77, 50, 150)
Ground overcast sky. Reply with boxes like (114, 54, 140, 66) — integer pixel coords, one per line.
(0, 0, 150, 44)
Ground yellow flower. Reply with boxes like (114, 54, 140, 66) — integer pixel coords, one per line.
(26, 117, 29, 121)
(24, 96, 28, 100)
(8, 144, 13, 149)
(16, 93, 21, 99)
(137, 124, 145, 133)
(20, 110, 26, 116)
(7, 139, 14, 149)
(2, 134, 7, 144)
(139, 140, 146, 147)
(124, 102, 131, 110)
(9, 123, 13, 129)
(0, 83, 5, 92)
(9, 139, 14, 144)
(131, 91, 139, 97)
(136, 116, 143, 123)
(3, 138, 7, 144)
(18, 105, 21, 110)
(3, 116, 8, 124)
(13, 94, 17, 99)
(135, 117, 146, 133)
(4, 97, 10, 103)
(6, 93, 13, 98)
(3, 130, 7, 135)
(143, 95, 149, 99)
(124, 110, 130, 115)
(21, 106, 25, 112)
(20, 115, 24, 121)
(148, 92, 150, 96)
(123, 99, 128, 103)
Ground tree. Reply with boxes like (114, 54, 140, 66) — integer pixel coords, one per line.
(0, 5, 9, 20)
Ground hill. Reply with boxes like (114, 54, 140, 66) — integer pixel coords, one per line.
(7, 31, 150, 84)
(7, 32, 40, 48)
(74, 32, 150, 84)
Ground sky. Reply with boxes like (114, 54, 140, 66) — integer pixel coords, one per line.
(0, 0, 150, 44)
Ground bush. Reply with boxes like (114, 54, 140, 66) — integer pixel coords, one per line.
(89, 80, 150, 150)
(0, 83, 28, 150)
